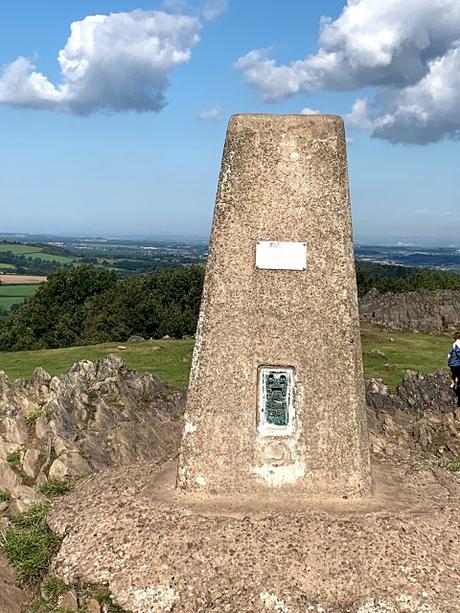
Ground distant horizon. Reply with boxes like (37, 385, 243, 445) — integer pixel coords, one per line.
(0, 230, 459, 249)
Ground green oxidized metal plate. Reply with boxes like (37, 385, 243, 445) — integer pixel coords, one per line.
(264, 371, 289, 426)
(260, 368, 294, 430)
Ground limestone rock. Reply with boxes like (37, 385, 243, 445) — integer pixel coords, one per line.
(0, 554, 28, 613)
(22, 447, 42, 478)
(86, 598, 101, 613)
(0, 355, 184, 511)
(12, 485, 43, 513)
(360, 288, 460, 332)
(49, 453, 92, 481)
(0, 464, 21, 492)
(60, 589, 79, 611)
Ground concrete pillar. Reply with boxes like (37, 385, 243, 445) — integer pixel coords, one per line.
(177, 114, 372, 498)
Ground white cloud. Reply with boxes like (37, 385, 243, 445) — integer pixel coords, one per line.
(197, 106, 221, 121)
(300, 107, 319, 115)
(346, 98, 374, 130)
(161, 0, 228, 21)
(0, 10, 201, 115)
(235, 0, 460, 144)
(202, 0, 229, 21)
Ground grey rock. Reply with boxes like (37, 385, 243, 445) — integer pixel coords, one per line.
(22, 447, 42, 478)
(127, 335, 145, 343)
(0, 464, 21, 492)
(360, 289, 460, 332)
(0, 355, 184, 510)
(49, 453, 92, 481)
(60, 590, 79, 611)
(12, 485, 43, 512)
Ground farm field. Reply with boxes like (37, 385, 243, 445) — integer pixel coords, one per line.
(0, 244, 42, 254)
(0, 263, 15, 270)
(0, 242, 76, 266)
(0, 275, 47, 284)
(25, 252, 75, 264)
(0, 324, 450, 390)
(0, 283, 40, 310)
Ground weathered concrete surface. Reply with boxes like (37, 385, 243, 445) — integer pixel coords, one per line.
(178, 114, 372, 498)
(48, 457, 460, 613)
(360, 289, 460, 332)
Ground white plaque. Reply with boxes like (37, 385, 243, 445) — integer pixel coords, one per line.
(256, 241, 307, 271)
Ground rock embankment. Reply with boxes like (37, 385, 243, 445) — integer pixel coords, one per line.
(359, 289, 460, 332)
(0, 355, 184, 514)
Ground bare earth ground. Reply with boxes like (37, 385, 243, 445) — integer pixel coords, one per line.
(0, 274, 47, 284)
(48, 455, 460, 613)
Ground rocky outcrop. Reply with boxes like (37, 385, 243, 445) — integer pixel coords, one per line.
(3, 358, 460, 612)
(0, 355, 184, 515)
(359, 289, 460, 332)
(366, 370, 460, 461)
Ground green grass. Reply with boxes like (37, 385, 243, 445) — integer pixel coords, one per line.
(0, 489, 11, 502)
(0, 284, 40, 296)
(0, 244, 43, 254)
(31, 575, 70, 612)
(27, 253, 75, 264)
(39, 478, 72, 496)
(361, 324, 449, 389)
(0, 262, 16, 270)
(0, 283, 40, 309)
(0, 243, 76, 264)
(6, 449, 22, 469)
(1, 503, 61, 580)
(0, 296, 24, 309)
(0, 325, 451, 391)
(0, 339, 194, 388)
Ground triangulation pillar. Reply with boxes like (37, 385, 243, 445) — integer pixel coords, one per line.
(177, 114, 373, 498)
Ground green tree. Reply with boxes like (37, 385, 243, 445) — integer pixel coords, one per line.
(0, 266, 116, 350)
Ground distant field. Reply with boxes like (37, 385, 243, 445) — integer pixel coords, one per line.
(0, 243, 76, 265)
(0, 275, 47, 284)
(0, 244, 42, 254)
(0, 283, 40, 310)
(0, 263, 16, 270)
(27, 252, 75, 264)
(0, 325, 450, 390)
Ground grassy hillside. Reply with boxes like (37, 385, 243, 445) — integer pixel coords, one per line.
(0, 339, 194, 388)
(361, 324, 448, 388)
(0, 324, 450, 390)
(0, 284, 41, 310)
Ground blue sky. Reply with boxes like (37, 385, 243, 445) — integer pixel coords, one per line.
(0, 0, 458, 243)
